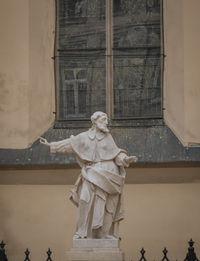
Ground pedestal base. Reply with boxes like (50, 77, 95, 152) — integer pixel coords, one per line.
(67, 239, 124, 261)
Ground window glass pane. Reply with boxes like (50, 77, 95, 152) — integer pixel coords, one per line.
(114, 0, 160, 48)
(59, 0, 106, 49)
(58, 0, 106, 120)
(59, 53, 106, 119)
(114, 50, 161, 118)
(113, 0, 162, 118)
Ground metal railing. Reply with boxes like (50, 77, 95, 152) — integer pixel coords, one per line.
(0, 239, 199, 261)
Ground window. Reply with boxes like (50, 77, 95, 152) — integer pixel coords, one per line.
(55, 0, 162, 124)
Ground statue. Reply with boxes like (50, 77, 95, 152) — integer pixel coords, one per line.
(40, 112, 137, 240)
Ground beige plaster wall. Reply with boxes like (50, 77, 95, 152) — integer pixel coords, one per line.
(164, 0, 200, 146)
(29, 0, 55, 145)
(1, 167, 200, 185)
(183, 0, 200, 145)
(163, 0, 185, 143)
(0, 184, 200, 261)
(0, 0, 29, 148)
(0, 0, 55, 149)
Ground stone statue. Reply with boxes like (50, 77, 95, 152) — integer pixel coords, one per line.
(40, 112, 137, 240)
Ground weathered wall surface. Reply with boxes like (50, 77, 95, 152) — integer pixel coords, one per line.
(0, 183, 200, 261)
(0, 0, 55, 149)
(164, 0, 200, 146)
(0, 0, 29, 148)
(29, 0, 55, 145)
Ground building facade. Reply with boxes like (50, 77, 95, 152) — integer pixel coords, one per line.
(0, 0, 200, 260)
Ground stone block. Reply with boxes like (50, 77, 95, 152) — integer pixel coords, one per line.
(73, 239, 119, 248)
(67, 239, 124, 261)
(67, 247, 124, 261)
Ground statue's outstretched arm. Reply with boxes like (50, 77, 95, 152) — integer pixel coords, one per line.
(40, 137, 50, 147)
(40, 137, 73, 154)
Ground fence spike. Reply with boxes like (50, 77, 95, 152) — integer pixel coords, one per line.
(24, 248, 30, 261)
(0, 241, 5, 250)
(139, 248, 147, 261)
(0, 240, 8, 261)
(189, 239, 194, 248)
(46, 248, 53, 261)
(184, 239, 199, 261)
(161, 247, 170, 261)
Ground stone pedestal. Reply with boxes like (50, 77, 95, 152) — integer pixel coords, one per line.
(67, 239, 125, 261)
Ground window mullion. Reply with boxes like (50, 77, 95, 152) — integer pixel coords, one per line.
(106, 0, 113, 119)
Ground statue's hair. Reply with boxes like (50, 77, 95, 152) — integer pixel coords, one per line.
(91, 111, 107, 125)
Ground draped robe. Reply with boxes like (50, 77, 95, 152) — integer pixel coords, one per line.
(50, 128, 128, 238)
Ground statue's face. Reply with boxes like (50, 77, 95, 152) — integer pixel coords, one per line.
(95, 115, 109, 133)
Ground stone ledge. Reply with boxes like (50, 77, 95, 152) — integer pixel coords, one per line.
(1, 125, 200, 167)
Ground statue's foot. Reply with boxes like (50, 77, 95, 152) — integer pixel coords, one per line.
(73, 233, 87, 239)
(73, 234, 80, 239)
(104, 235, 117, 239)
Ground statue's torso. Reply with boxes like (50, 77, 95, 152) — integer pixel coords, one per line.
(70, 130, 121, 162)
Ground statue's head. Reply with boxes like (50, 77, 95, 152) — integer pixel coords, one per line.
(91, 111, 109, 133)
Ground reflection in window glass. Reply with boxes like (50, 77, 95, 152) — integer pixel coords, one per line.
(58, 0, 106, 119)
(59, 0, 106, 49)
(57, 0, 162, 121)
(59, 54, 106, 119)
(113, 0, 161, 118)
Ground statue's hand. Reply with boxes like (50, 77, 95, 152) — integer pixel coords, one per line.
(40, 137, 50, 147)
(125, 156, 138, 165)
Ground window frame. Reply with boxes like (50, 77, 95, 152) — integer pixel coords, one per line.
(54, 0, 164, 128)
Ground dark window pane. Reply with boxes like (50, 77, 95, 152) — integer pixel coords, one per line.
(58, 0, 106, 120)
(59, 0, 106, 49)
(114, 24, 160, 48)
(113, 50, 161, 118)
(78, 82, 87, 113)
(114, 0, 160, 23)
(65, 83, 75, 115)
(113, 0, 162, 118)
(64, 70, 74, 80)
(59, 53, 106, 119)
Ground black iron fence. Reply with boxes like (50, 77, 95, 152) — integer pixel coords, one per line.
(0, 241, 53, 261)
(0, 239, 199, 261)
